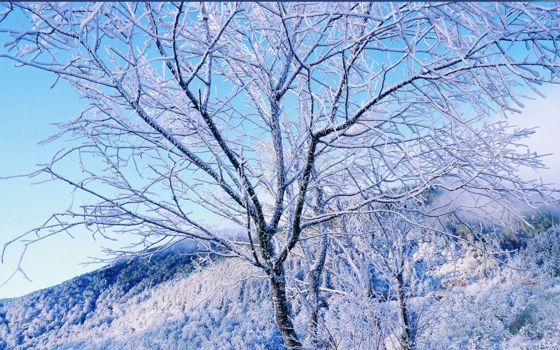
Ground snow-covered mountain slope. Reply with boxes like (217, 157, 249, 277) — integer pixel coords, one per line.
(0, 246, 283, 350)
(2, 229, 560, 350)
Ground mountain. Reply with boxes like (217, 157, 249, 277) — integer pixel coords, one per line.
(0, 242, 283, 350)
(1, 229, 560, 349)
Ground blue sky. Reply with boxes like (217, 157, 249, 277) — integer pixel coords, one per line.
(0, 62, 130, 299)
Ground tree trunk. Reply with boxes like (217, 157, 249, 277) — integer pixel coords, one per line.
(270, 267, 302, 350)
(342, 234, 384, 348)
(307, 268, 321, 347)
(305, 185, 328, 348)
(364, 281, 385, 350)
(307, 230, 328, 348)
(395, 272, 412, 350)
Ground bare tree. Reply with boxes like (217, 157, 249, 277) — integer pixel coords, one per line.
(338, 207, 427, 350)
(306, 196, 430, 349)
(2, 2, 560, 348)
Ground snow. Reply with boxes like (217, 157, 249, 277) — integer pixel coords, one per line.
(2, 228, 560, 349)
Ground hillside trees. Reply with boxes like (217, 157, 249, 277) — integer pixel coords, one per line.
(309, 200, 434, 348)
(2, 2, 560, 348)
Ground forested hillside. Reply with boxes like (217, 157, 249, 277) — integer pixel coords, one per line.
(2, 227, 560, 350)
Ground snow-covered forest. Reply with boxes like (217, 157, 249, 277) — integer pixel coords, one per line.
(2, 2, 560, 349)
(2, 220, 560, 349)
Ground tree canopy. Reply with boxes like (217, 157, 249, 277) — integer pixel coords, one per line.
(2, 2, 560, 348)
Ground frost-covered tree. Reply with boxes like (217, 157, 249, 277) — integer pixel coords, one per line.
(2, 2, 560, 348)
(302, 197, 431, 349)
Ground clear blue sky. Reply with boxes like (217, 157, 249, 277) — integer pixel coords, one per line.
(0, 62, 131, 299)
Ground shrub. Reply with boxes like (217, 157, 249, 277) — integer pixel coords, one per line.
(508, 304, 537, 335)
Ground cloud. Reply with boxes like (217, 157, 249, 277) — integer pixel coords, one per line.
(505, 85, 560, 189)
